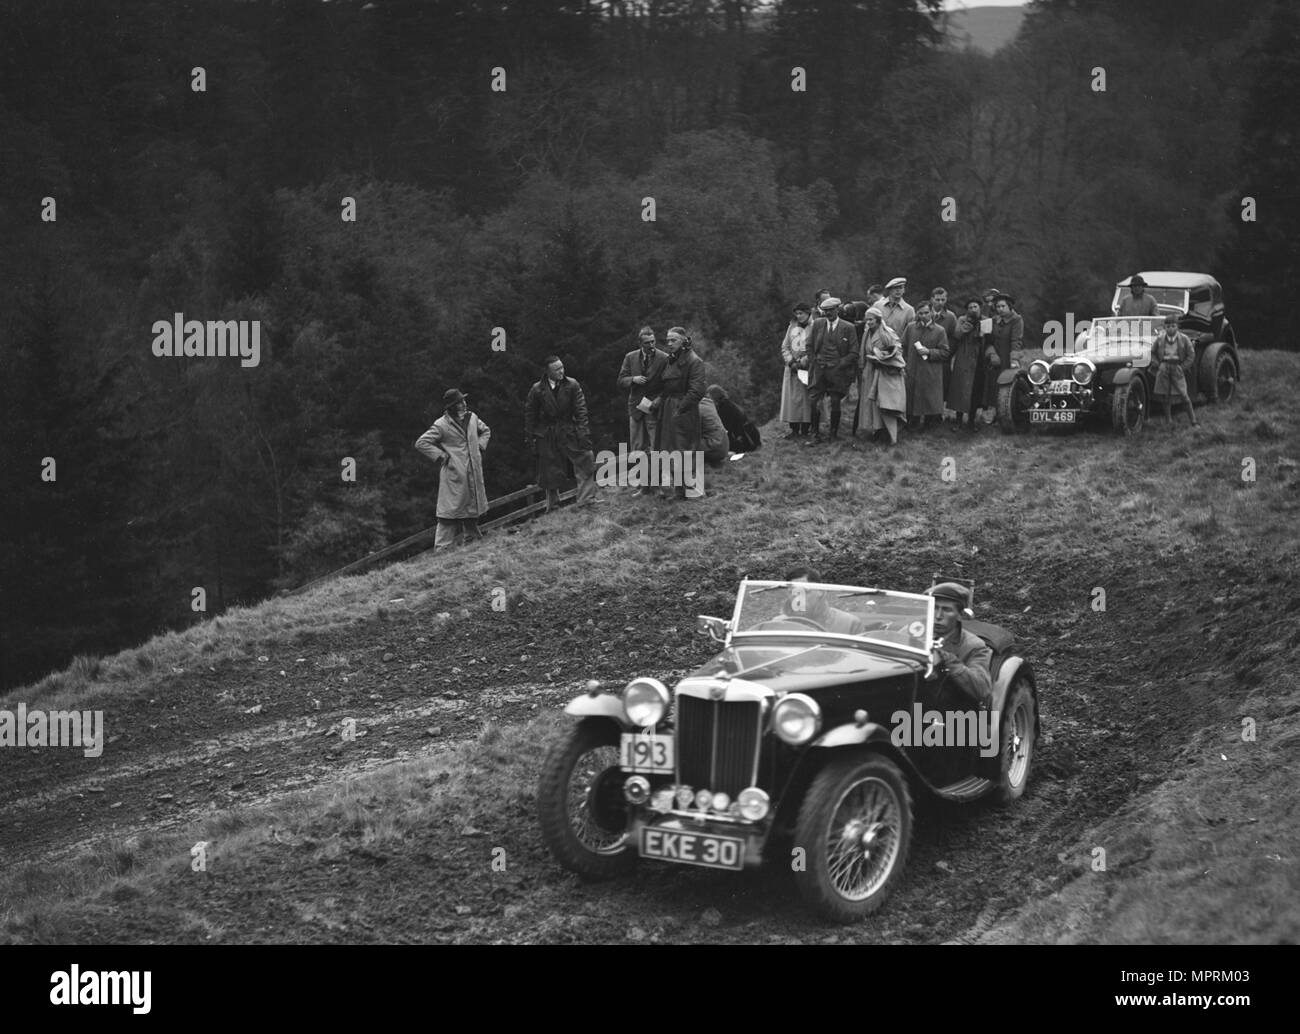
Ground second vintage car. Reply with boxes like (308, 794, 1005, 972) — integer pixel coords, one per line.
(537, 578, 1039, 922)
(997, 271, 1242, 435)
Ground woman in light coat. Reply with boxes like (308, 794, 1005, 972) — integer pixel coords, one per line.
(414, 388, 491, 550)
(858, 306, 906, 445)
(779, 303, 813, 437)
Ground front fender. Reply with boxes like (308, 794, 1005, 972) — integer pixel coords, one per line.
(563, 694, 632, 729)
(990, 657, 1039, 742)
(1101, 365, 1141, 388)
(996, 368, 1023, 387)
(812, 720, 894, 749)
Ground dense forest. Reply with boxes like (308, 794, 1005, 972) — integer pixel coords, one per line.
(0, 0, 1295, 691)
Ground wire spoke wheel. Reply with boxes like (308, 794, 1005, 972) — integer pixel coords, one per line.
(538, 721, 635, 879)
(795, 753, 913, 922)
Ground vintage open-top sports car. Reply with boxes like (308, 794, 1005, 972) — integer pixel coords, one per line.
(997, 271, 1241, 435)
(537, 578, 1039, 922)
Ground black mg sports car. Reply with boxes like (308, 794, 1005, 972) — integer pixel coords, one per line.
(537, 579, 1038, 922)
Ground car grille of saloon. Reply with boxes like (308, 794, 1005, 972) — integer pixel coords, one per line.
(676, 696, 761, 796)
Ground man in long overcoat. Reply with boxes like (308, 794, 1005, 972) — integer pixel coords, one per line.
(806, 297, 858, 444)
(655, 326, 708, 499)
(525, 355, 599, 510)
(903, 300, 951, 429)
(414, 388, 492, 550)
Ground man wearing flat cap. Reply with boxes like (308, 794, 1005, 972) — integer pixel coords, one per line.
(1119, 274, 1159, 317)
(805, 296, 859, 444)
(926, 582, 993, 710)
(415, 388, 492, 551)
(880, 277, 915, 340)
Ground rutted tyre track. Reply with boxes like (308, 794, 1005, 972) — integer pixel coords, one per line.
(1, 541, 1289, 943)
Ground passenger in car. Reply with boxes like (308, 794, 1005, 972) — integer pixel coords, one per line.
(781, 567, 867, 635)
(926, 583, 993, 709)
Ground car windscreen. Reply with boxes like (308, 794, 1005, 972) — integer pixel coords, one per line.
(1112, 286, 1188, 312)
(733, 581, 933, 656)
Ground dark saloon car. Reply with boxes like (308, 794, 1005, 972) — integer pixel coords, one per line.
(997, 272, 1241, 435)
(537, 579, 1038, 922)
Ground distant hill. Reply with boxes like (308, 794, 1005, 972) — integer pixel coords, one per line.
(944, 4, 1026, 54)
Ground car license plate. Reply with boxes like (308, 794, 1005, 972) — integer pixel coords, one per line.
(640, 827, 744, 870)
(620, 733, 674, 773)
(1030, 410, 1076, 423)
(1048, 380, 1075, 394)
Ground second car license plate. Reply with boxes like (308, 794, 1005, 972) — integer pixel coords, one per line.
(640, 827, 744, 870)
(620, 733, 674, 773)
(1031, 410, 1076, 423)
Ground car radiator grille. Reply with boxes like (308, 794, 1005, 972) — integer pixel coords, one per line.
(676, 696, 761, 797)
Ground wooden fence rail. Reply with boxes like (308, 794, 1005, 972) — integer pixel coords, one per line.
(286, 482, 576, 595)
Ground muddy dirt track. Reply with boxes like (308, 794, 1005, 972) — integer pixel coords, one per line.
(3, 526, 1288, 944)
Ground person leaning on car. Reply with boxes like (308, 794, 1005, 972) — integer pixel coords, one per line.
(1118, 274, 1159, 317)
(926, 582, 993, 710)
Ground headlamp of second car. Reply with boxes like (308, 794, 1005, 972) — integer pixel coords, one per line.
(773, 693, 822, 746)
(1072, 359, 1096, 386)
(622, 677, 670, 727)
(1028, 359, 1051, 386)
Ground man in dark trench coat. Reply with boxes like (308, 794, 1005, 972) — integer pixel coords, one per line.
(524, 355, 600, 510)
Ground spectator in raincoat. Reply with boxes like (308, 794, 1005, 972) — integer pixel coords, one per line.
(414, 388, 492, 550)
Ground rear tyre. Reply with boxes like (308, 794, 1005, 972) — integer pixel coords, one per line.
(1202, 347, 1237, 403)
(994, 680, 1036, 805)
(794, 752, 912, 923)
(537, 720, 635, 879)
(1110, 377, 1146, 435)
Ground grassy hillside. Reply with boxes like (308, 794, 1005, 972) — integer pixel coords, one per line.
(2, 350, 1297, 944)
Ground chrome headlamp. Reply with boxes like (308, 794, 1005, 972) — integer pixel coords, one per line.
(622, 677, 669, 727)
(1028, 360, 1051, 386)
(773, 693, 822, 746)
(1072, 359, 1096, 386)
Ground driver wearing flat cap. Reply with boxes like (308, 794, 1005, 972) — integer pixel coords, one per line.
(926, 582, 993, 709)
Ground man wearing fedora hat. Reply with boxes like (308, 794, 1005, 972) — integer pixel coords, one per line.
(925, 582, 993, 709)
(415, 388, 492, 551)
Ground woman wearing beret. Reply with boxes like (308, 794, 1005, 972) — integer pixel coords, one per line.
(857, 306, 906, 446)
(414, 388, 491, 550)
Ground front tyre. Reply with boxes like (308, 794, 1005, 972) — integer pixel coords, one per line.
(537, 719, 635, 879)
(994, 680, 1036, 804)
(996, 376, 1030, 434)
(794, 752, 912, 923)
(1110, 377, 1146, 435)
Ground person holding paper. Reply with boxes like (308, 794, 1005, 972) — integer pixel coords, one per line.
(778, 302, 813, 438)
(617, 326, 668, 495)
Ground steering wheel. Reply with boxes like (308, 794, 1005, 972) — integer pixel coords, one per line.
(755, 616, 826, 631)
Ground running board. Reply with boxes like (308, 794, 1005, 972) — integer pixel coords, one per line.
(935, 776, 992, 801)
